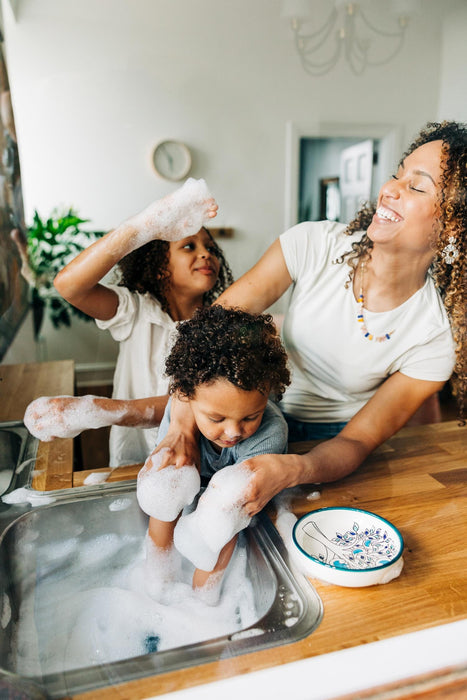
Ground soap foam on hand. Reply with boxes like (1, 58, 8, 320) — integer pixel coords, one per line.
(196, 463, 253, 552)
(23, 395, 125, 442)
(137, 448, 201, 521)
(173, 510, 219, 572)
(128, 178, 216, 247)
(174, 462, 253, 569)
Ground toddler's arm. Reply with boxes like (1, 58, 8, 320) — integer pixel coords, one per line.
(53, 178, 217, 320)
(24, 395, 168, 441)
(137, 447, 200, 521)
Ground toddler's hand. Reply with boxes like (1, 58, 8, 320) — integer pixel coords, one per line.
(137, 448, 200, 521)
(127, 178, 217, 246)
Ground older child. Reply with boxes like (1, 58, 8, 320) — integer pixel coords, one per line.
(137, 305, 290, 604)
(40, 179, 233, 467)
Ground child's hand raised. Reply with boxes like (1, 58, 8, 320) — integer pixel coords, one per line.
(126, 178, 218, 247)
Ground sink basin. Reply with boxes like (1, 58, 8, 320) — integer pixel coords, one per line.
(0, 487, 322, 698)
(0, 422, 39, 497)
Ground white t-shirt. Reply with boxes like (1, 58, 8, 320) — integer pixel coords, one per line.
(96, 285, 176, 466)
(279, 221, 456, 423)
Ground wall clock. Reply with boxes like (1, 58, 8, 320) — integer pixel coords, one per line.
(152, 139, 192, 181)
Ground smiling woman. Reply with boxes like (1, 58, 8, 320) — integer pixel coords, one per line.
(153, 121, 467, 519)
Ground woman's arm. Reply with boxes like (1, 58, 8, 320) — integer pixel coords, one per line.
(239, 372, 446, 516)
(153, 395, 201, 469)
(24, 395, 169, 442)
(54, 179, 218, 320)
(215, 238, 292, 313)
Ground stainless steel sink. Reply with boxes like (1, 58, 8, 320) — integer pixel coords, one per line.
(0, 422, 39, 497)
(0, 486, 323, 698)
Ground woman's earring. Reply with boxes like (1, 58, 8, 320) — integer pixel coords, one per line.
(442, 237, 459, 265)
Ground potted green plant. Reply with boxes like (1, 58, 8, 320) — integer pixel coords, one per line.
(15, 208, 103, 337)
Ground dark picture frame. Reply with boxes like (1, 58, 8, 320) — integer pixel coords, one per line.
(0, 38, 29, 361)
(319, 176, 341, 222)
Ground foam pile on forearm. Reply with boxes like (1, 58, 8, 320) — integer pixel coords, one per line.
(137, 448, 200, 522)
(24, 395, 125, 442)
(174, 462, 252, 570)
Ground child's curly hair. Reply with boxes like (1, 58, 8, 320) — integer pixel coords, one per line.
(336, 121, 467, 423)
(165, 305, 291, 400)
(116, 228, 234, 315)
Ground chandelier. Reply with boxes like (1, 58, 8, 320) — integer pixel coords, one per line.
(281, 0, 416, 76)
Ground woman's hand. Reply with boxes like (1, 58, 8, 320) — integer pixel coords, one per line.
(239, 373, 446, 516)
(154, 431, 201, 470)
(155, 396, 201, 469)
(239, 452, 303, 517)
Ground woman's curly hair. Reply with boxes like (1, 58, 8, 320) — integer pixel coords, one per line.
(336, 121, 467, 423)
(115, 227, 234, 314)
(165, 305, 291, 400)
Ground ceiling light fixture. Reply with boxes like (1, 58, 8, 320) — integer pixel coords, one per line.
(282, 0, 416, 76)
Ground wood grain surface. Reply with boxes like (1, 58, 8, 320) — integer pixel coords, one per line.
(0, 361, 75, 490)
(72, 421, 466, 700)
(1, 363, 465, 698)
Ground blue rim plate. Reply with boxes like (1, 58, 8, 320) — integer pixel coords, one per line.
(292, 506, 404, 573)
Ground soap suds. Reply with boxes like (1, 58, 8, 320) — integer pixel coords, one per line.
(137, 449, 200, 521)
(84, 471, 112, 485)
(108, 497, 132, 512)
(12, 522, 257, 676)
(24, 395, 126, 442)
(174, 462, 253, 570)
(1, 487, 55, 507)
(126, 178, 215, 247)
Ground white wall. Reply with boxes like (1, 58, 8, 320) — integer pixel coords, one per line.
(438, 1, 467, 121)
(1, 0, 466, 366)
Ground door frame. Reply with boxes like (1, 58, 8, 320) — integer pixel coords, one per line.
(284, 121, 403, 230)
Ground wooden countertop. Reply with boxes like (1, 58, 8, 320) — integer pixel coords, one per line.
(1, 363, 466, 698)
(73, 420, 467, 700)
(0, 360, 75, 490)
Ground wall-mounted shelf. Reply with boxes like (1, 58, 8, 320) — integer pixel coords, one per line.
(208, 227, 234, 239)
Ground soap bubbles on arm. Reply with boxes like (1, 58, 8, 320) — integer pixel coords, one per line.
(126, 178, 218, 248)
(23, 395, 126, 441)
(137, 448, 201, 522)
(174, 462, 253, 569)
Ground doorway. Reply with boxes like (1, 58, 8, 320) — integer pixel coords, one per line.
(284, 122, 402, 229)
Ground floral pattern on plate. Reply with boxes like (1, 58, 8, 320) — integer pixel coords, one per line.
(301, 519, 399, 570)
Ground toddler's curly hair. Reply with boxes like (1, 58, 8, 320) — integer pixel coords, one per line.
(165, 305, 290, 400)
(116, 228, 233, 314)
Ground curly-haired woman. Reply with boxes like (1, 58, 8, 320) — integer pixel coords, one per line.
(50, 179, 233, 467)
(160, 121, 466, 516)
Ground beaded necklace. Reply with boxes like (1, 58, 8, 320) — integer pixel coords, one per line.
(356, 262, 395, 342)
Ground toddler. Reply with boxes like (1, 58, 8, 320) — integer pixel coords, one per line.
(137, 305, 290, 604)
